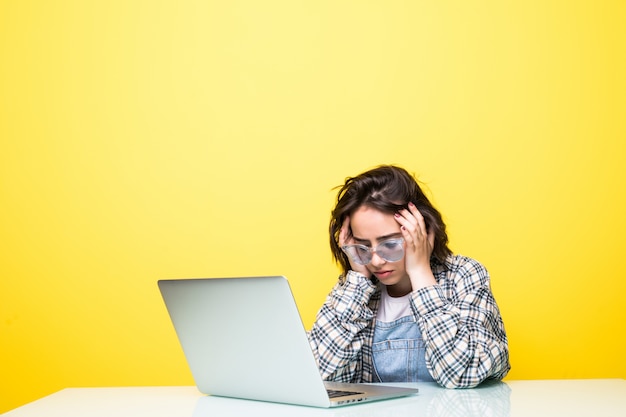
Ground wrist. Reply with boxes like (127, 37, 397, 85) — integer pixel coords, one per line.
(408, 267, 437, 290)
(346, 270, 376, 288)
(348, 264, 372, 279)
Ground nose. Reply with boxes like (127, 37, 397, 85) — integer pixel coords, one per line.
(369, 251, 386, 267)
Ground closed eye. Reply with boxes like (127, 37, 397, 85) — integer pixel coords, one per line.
(380, 239, 403, 249)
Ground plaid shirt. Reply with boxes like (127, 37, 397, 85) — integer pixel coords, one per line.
(307, 255, 510, 388)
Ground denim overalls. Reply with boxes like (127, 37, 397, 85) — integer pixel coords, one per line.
(372, 290, 436, 383)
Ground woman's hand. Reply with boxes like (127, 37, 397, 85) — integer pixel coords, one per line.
(394, 203, 437, 289)
(339, 216, 372, 279)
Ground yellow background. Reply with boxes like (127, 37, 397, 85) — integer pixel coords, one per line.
(1, 0, 625, 412)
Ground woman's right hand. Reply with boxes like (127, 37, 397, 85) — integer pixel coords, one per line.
(339, 216, 372, 279)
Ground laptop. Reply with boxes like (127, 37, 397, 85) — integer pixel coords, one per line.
(158, 276, 419, 408)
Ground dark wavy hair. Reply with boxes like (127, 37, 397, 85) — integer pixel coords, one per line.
(330, 165, 452, 275)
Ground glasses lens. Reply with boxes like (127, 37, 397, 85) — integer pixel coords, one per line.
(342, 245, 371, 265)
(342, 239, 404, 265)
(377, 239, 404, 262)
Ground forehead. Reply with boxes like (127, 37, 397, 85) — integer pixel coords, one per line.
(350, 206, 401, 241)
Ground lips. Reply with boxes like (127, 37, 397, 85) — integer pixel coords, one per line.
(374, 270, 394, 280)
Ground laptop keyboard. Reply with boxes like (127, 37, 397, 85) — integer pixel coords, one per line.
(326, 389, 364, 398)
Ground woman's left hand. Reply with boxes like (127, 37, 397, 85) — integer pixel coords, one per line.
(394, 202, 437, 289)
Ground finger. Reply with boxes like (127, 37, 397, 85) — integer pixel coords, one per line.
(339, 216, 351, 246)
(408, 202, 428, 236)
(397, 208, 418, 226)
(428, 229, 435, 249)
(394, 212, 415, 234)
(399, 225, 415, 246)
(395, 211, 421, 241)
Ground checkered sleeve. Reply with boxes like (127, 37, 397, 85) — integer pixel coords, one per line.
(412, 256, 510, 388)
(307, 271, 377, 382)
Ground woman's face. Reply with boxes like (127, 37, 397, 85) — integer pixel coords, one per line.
(349, 205, 411, 295)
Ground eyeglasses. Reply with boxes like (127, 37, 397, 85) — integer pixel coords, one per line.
(341, 238, 405, 265)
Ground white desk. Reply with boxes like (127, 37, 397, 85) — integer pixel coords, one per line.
(3, 379, 625, 417)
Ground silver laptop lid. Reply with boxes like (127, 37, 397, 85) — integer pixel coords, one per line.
(158, 276, 331, 407)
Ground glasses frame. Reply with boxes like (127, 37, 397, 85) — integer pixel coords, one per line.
(341, 237, 405, 265)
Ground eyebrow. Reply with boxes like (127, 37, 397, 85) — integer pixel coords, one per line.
(352, 232, 403, 244)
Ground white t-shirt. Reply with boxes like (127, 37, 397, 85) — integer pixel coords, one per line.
(376, 286, 413, 323)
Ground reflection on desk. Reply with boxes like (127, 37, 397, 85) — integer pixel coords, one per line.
(193, 381, 510, 417)
(3, 379, 625, 417)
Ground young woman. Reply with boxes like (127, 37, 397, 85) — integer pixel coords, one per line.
(308, 165, 510, 388)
